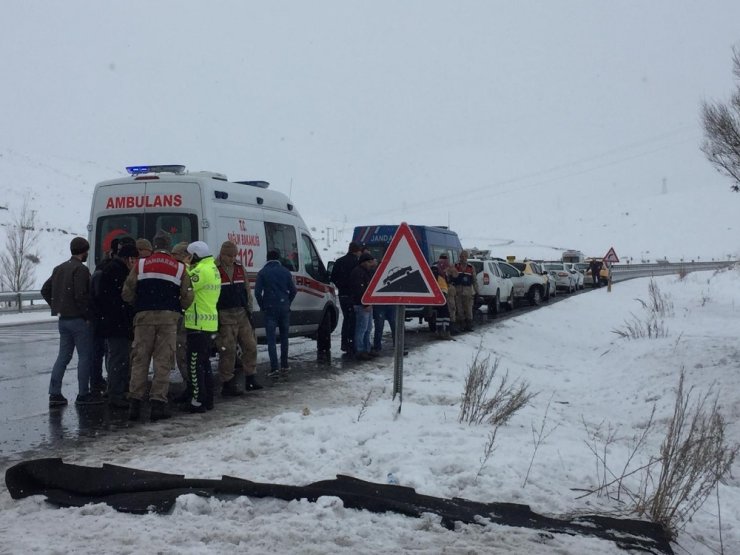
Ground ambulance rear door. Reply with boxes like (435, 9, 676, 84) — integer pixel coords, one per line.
(91, 177, 203, 266)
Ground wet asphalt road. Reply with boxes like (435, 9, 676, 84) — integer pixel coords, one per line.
(0, 290, 584, 465)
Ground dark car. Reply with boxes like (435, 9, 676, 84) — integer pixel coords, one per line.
(383, 266, 413, 286)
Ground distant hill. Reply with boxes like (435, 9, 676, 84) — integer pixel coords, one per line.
(1, 148, 737, 289)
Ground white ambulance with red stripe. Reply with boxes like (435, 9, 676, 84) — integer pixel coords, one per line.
(87, 165, 338, 351)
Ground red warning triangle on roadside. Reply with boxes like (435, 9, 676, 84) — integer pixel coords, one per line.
(603, 247, 619, 264)
(362, 222, 446, 305)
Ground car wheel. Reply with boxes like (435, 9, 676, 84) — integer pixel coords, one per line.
(488, 291, 501, 317)
(507, 289, 515, 310)
(528, 286, 542, 306)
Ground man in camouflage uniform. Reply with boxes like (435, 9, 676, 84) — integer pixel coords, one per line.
(454, 249, 478, 332)
(123, 232, 193, 422)
(215, 241, 261, 396)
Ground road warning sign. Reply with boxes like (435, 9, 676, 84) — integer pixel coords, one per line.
(603, 247, 619, 264)
(362, 222, 446, 305)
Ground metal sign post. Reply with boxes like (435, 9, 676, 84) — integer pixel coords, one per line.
(362, 222, 446, 415)
(392, 306, 405, 411)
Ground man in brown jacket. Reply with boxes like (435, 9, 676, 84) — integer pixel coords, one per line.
(41, 237, 104, 407)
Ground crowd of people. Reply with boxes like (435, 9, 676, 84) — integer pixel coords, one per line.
(41, 233, 296, 422)
(41, 235, 477, 423)
(329, 242, 479, 357)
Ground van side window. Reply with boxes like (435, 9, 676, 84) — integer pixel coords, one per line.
(265, 222, 298, 271)
(300, 234, 329, 282)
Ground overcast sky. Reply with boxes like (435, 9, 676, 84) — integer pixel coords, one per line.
(2, 1, 740, 241)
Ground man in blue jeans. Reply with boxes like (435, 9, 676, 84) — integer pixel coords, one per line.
(348, 252, 377, 360)
(41, 237, 104, 407)
(255, 249, 297, 379)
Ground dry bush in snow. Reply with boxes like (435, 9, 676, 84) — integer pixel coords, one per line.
(612, 279, 672, 340)
(458, 349, 536, 427)
(635, 370, 738, 539)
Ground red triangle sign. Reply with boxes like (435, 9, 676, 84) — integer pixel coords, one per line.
(362, 222, 446, 305)
(603, 247, 619, 264)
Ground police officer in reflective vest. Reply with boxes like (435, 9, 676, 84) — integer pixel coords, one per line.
(184, 241, 222, 413)
(215, 240, 261, 396)
(123, 231, 193, 422)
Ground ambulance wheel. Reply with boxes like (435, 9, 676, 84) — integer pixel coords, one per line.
(317, 311, 332, 352)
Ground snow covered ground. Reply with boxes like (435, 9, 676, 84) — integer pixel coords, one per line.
(1, 270, 739, 554)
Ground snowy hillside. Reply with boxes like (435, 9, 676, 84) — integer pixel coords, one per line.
(1, 148, 739, 288)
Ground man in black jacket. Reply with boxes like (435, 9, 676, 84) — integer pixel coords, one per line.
(93, 243, 139, 408)
(330, 241, 362, 355)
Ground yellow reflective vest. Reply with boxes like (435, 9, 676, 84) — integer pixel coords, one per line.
(184, 256, 221, 332)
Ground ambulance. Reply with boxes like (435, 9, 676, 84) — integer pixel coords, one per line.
(87, 165, 338, 350)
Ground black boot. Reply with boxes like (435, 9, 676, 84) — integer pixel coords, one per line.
(244, 374, 263, 391)
(204, 375, 214, 410)
(222, 377, 244, 397)
(150, 400, 171, 422)
(172, 385, 192, 404)
(128, 398, 141, 421)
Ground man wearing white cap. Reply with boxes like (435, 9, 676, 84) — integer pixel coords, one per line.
(183, 241, 221, 412)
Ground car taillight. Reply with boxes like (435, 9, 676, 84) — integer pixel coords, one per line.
(483, 273, 490, 285)
(557, 271, 568, 277)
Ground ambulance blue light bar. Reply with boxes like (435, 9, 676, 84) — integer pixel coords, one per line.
(126, 165, 186, 175)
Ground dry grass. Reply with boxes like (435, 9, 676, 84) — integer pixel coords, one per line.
(636, 370, 738, 539)
(577, 370, 738, 541)
(458, 349, 536, 427)
(613, 279, 672, 339)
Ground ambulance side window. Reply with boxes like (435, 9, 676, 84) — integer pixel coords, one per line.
(300, 233, 329, 282)
(265, 222, 298, 271)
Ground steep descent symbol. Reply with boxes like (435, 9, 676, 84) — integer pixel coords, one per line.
(363, 222, 445, 305)
(603, 247, 619, 264)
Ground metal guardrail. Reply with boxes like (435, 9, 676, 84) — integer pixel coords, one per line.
(0, 290, 48, 313)
(0, 261, 735, 314)
(610, 260, 735, 283)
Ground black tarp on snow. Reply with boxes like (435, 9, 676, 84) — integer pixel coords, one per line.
(6, 458, 673, 554)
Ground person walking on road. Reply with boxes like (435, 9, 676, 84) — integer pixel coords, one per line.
(348, 252, 377, 360)
(255, 249, 297, 379)
(123, 232, 193, 422)
(215, 240, 261, 396)
(589, 259, 603, 287)
(41, 237, 104, 407)
(330, 241, 362, 356)
(183, 241, 222, 413)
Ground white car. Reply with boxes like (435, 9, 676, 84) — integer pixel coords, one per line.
(543, 262, 577, 293)
(565, 262, 585, 290)
(496, 260, 549, 306)
(469, 258, 515, 314)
